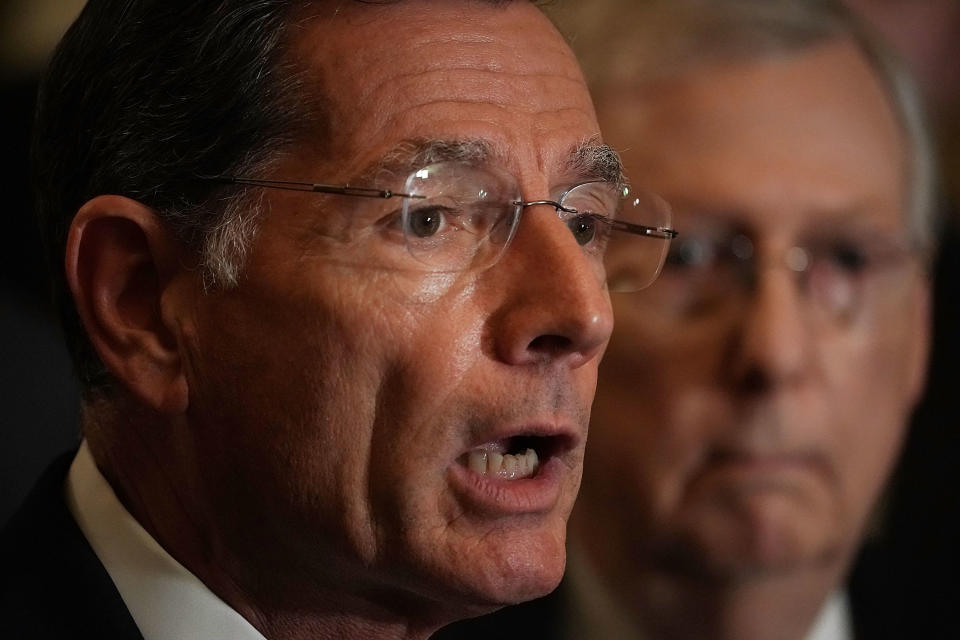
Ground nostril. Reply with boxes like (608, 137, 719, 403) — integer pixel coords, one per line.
(738, 366, 772, 394)
(527, 334, 574, 356)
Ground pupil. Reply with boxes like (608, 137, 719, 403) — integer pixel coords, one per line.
(667, 238, 706, 268)
(568, 216, 596, 246)
(832, 245, 867, 272)
(409, 209, 441, 238)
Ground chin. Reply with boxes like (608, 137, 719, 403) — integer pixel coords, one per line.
(669, 500, 844, 580)
(428, 524, 568, 612)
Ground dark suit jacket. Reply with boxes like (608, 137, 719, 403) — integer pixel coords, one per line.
(1, 451, 143, 639)
(431, 586, 565, 640)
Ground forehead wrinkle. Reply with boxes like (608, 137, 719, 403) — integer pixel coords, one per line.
(392, 8, 584, 76)
(333, 11, 587, 116)
(357, 69, 589, 128)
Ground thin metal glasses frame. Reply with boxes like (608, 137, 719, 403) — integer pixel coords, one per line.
(213, 175, 679, 241)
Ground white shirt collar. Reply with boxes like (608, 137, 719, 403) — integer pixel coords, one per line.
(65, 442, 268, 640)
(805, 591, 853, 640)
(564, 545, 853, 640)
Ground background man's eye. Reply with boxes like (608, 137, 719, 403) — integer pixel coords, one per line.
(827, 244, 868, 272)
(567, 214, 598, 246)
(666, 238, 710, 268)
(407, 207, 446, 238)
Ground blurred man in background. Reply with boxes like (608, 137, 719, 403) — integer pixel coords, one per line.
(437, 0, 935, 638)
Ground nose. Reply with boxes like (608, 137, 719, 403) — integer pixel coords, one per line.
(488, 204, 613, 368)
(727, 265, 812, 392)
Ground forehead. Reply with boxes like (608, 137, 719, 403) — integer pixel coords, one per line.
(599, 39, 907, 235)
(290, 0, 599, 183)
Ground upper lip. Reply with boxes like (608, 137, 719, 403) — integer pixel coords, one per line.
(461, 417, 582, 459)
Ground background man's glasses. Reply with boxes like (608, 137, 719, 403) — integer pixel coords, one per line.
(635, 225, 918, 325)
(214, 161, 677, 292)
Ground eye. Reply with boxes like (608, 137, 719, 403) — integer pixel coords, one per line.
(406, 206, 449, 238)
(567, 214, 600, 246)
(665, 237, 712, 269)
(825, 242, 869, 273)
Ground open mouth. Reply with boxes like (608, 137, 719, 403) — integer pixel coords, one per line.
(449, 430, 579, 515)
(459, 435, 558, 480)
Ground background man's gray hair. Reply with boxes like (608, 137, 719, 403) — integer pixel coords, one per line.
(546, 0, 938, 257)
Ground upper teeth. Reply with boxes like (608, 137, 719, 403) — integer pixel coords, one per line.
(467, 448, 539, 479)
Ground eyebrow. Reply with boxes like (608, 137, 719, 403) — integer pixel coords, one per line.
(565, 140, 625, 187)
(359, 137, 625, 188)
(360, 138, 496, 184)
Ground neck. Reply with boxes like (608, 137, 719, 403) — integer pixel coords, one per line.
(568, 524, 851, 640)
(628, 567, 844, 640)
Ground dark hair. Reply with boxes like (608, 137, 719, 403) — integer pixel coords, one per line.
(28, 0, 330, 394)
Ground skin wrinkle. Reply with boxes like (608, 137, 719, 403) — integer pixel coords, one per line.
(368, 311, 561, 598)
(372, 101, 592, 156)
(314, 28, 593, 169)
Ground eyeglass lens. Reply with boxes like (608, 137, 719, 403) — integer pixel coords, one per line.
(602, 189, 674, 292)
(645, 224, 914, 324)
(402, 162, 675, 287)
(401, 163, 522, 272)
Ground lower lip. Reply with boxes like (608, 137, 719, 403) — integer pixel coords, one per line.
(447, 454, 570, 517)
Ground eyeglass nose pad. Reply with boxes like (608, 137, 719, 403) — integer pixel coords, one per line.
(784, 247, 811, 273)
(509, 199, 570, 245)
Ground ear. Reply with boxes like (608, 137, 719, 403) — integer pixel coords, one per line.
(65, 195, 191, 414)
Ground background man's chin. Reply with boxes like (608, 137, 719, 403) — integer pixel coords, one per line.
(659, 519, 843, 582)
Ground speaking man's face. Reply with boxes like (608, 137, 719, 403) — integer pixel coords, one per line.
(578, 40, 929, 580)
(167, 0, 612, 621)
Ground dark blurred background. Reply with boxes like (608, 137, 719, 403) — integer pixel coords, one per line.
(1, 0, 85, 523)
(844, 3, 960, 630)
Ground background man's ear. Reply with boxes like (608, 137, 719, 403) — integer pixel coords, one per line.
(65, 195, 191, 414)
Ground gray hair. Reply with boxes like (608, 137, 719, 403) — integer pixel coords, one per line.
(546, 0, 938, 256)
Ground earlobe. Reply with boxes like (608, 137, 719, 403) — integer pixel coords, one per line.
(66, 195, 190, 414)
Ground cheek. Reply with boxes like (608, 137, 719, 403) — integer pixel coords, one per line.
(590, 332, 721, 513)
(365, 291, 488, 505)
(183, 275, 427, 523)
(817, 320, 919, 511)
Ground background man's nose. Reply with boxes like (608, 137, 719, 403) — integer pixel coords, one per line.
(727, 267, 812, 393)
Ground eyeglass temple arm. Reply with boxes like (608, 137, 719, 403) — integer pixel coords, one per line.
(606, 218, 678, 240)
(209, 176, 425, 199)
(517, 199, 678, 240)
